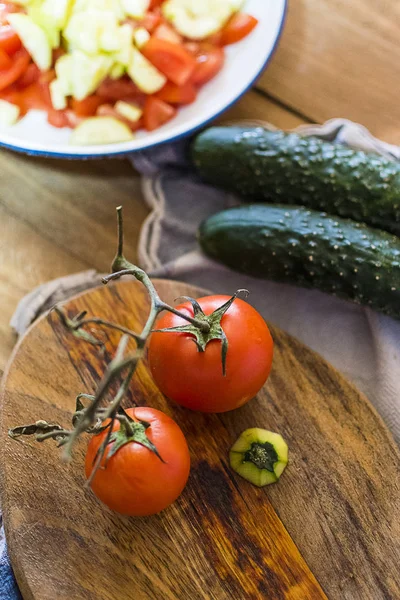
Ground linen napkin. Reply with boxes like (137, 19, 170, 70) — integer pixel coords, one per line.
(3, 118, 400, 599)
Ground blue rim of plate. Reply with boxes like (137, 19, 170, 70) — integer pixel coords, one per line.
(0, 0, 288, 160)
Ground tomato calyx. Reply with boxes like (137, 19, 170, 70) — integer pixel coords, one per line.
(104, 407, 165, 463)
(153, 289, 249, 376)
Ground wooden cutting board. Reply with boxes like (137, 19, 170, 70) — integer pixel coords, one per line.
(1, 280, 399, 600)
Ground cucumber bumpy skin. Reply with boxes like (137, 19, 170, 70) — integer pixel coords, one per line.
(192, 127, 400, 236)
(198, 204, 400, 319)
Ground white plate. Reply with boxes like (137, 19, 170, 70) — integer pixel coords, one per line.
(0, 0, 287, 159)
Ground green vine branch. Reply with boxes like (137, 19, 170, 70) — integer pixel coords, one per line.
(8, 206, 248, 484)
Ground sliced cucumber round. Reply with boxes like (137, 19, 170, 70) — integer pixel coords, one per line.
(229, 428, 288, 487)
(70, 117, 134, 146)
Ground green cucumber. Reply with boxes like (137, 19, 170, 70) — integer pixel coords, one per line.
(198, 205, 400, 319)
(192, 127, 400, 236)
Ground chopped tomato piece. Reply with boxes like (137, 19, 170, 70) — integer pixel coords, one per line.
(142, 38, 196, 86)
(97, 103, 142, 131)
(143, 96, 175, 131)
(16, 63, 40, 89)
(220, 14, 258, 46)
(0, 2, 22, 20)
(0, 48, 29, 91)
(156, 80, 196, 104)
(36, 69, 54, 107)
(39, 69, 55, 85)
(139, 9, 162, 33)
(97, 77, 144, 102)
(64, 110, 85, 129)
(206, 31, 223, 46)
(47, 108, 70, 128)
(0, 47, 11, 69)
(0, 24, 21, 55)
(184, 41, 200, 55)
(191, 46, 224, 85)
(0, 84, 25, 113)
(71, 95, 104, 116)
(153, 23, 182, 44)
(20, 81, 51, 111)
(149, 0, 164, 8)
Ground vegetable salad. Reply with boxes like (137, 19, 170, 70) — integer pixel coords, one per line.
(0, 0, 258, 144)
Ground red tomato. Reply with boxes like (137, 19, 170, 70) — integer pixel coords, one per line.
(85, 407, 190, 516)
(143, 96, 175, 130)
(142, 38, 196, 86)
(156, 80, 196, 104)
(153, 23, 182, 44)
(97, 103, 143, 131)
(148, 295, 274, 413)
(0, 47, 11, 69)
(191, 46, 224, 85)
(71, 95, 104, 116)
(0, 25, 21, 56)
(47, 108, 70, 128)
(220, 13, 258, 46)
(97, 77, 144, 102)
(16, 63, 40, 88)
(0, 48, 29, 91)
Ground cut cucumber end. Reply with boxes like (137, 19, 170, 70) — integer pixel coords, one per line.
(229, 428, 288, 487)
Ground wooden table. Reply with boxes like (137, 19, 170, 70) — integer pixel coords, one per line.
(0, 0, 399, 374)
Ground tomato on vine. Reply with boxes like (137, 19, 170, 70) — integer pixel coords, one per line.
(148, 293, 273, 413)
(85, 407, 190, 516)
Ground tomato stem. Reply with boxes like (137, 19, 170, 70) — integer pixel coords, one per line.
(7, 206, 239, 482)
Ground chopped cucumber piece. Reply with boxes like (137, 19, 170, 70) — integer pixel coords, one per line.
(54, 51, 112, 101)
(121, 0, 150, 18)
(127, 47, 166, 93)
(115, 101, 142, 122)
(230, 428, 288, 487)
(112, 23, 133, 66)
(70, 116, 134, 145)
(0, 100, 20, 126)
(50, 79, 68, 110)
(162, 0, 241, 40)
(39, 0, 72, 29)
(64, 10, 120, 54)
(133, 27, 150, 49)
(110, 63, 125, 79)
(7, 13, 52, 70)
(73, 0, 125, 20)
(72, 51, 113, 100)
(55, 54, 74, 95)
(28, 1, 61, 49)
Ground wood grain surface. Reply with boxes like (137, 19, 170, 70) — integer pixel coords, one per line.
(258, 0, 400, 143)
(1, 280, 399, 600)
